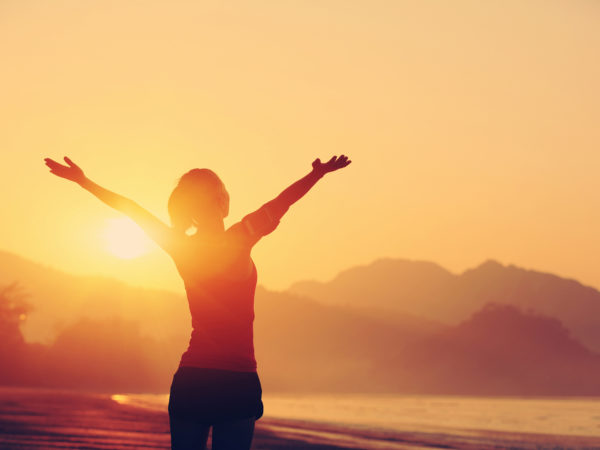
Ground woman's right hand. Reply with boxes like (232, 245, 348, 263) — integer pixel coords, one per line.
(44, 156, 86, 184)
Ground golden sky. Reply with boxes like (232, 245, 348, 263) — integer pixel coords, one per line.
(1, 0, 599, 292)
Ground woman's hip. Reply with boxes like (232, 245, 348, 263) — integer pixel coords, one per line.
(168, 366, 263, 423)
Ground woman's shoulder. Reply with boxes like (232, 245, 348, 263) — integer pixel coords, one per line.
(225, 221, 250, 244)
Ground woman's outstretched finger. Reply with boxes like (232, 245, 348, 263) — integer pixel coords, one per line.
(64, 156, 77, 167)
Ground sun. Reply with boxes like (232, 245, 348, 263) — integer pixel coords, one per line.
(103, 217, 152, 259)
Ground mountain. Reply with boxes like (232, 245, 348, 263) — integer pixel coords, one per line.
(381, 303, 600, 395)
(289, 258, 600, 353)
(290, 258, 454, 318)
(0, 250, 442, 393)
(0, 250, 190, 344)
(2, 249, 600, 395)
(254, 287, 447, 392)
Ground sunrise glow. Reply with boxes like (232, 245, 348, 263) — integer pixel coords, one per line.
(103, 217, 152, 259)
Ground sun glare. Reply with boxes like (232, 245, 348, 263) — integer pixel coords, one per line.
(103, 217, 152, 259)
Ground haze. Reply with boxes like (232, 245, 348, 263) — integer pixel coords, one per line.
(1, 0, 599, 292)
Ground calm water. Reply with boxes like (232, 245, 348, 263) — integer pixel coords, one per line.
(111, 393, 600, 438)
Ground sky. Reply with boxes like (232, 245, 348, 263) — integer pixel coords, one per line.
(1, 0, 599, 293)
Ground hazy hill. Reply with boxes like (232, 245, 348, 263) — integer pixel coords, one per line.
(0, 249, 442, 346)
(290, 258, 454, 318)
(2, 249, 600, 394)
(0, 250, 190, 344)
(289, 258, 600, 352)
(254, 287, 447, 392)
(0, 250, 444, 392)
(382, 303, 600, 395)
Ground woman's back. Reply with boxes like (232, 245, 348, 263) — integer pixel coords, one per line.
(172, 223, 259, 372)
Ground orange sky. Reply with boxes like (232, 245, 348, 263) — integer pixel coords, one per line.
(1, 0, 599, 293)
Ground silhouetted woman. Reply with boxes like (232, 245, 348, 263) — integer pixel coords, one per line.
(44, 155, 351, 450)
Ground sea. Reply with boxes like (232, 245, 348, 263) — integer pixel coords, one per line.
(111, 393, 600, 448)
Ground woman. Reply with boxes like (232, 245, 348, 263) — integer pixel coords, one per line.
(43, 154, 351, 449)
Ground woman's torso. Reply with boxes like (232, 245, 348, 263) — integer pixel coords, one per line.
(172, 225, 259, 372)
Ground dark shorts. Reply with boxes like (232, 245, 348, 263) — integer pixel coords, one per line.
(168, 366, 263, 424)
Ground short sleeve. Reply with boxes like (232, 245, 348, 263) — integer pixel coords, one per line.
(240, 203, 281, 246)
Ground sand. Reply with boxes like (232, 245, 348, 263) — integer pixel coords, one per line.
(1, 387, 599, 449)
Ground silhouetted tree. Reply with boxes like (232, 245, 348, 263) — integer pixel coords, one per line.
(0, 282, 31, 382)
(0, 282, 29, 346)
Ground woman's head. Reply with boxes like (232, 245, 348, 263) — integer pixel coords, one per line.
(168, 169, 229, 233)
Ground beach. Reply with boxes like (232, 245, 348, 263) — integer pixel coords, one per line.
(1, 387, 600, 449)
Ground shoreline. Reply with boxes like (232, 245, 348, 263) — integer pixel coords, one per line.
(1, 387, 600, 449)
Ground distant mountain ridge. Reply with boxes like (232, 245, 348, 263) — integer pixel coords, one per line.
(382, 303, 600, 395)
(289, 257, 600, 353)
(0, 249, 445, 392)
(0, 250, 189, 344)
(2, 249, 600, 395)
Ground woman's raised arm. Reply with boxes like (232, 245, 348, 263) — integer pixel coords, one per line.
(44, 156, 180, 256)
(240, 155, 351, 245)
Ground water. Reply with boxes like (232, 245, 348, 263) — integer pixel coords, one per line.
(111, 393, 600, 438)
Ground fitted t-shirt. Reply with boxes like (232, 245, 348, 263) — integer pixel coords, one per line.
(173, 202, 281, 372)
(179, 255, 259, 372)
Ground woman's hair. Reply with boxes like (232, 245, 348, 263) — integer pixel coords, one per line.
(168, 169, 230, 232)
